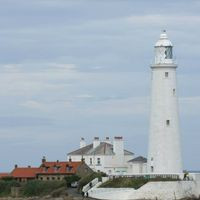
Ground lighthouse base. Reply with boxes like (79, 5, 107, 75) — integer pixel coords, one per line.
(87, 174, 200, 200)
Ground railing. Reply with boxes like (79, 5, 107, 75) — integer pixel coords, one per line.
(82, 178, 99, 193)
(108, 173, 183, 180)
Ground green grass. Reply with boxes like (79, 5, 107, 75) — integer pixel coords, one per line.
(21, 180, 66, 197)
(100, 176, 180, 189)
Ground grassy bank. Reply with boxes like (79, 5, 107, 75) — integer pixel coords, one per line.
(100, 177, 180, 189)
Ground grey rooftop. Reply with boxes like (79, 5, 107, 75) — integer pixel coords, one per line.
(128, 156, 147, 163)
(68, 142, 134, 156)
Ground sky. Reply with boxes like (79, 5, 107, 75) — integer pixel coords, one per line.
(0, 0, 200, 171)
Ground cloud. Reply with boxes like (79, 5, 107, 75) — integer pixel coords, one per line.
(180, 96, 200, 116)
(84, 97, 149, 116)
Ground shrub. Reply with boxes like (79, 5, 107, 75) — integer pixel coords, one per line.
(0, 180, 20, 196)
(78, 172, 107, 191)
(64, 175, 81, 187)
(22, 180, 66, 197)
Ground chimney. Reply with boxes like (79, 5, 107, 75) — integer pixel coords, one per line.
(80, 137, 86, 148)
(93, 137, 100, 149)
(15, 164, 18, 169)
(104, 137, 111, 144)
(28, 165, 31, 168)
(113, 136, 124, 155)
(81, 156, 85, 162)
(42, 156, 46, 163)
(69, 157, 72, 162)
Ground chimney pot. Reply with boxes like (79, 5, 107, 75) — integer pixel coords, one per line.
(93, 137, 100, 148)
(80, 137, 86, 148)
(15, 164, 18, 168)
(114, 136, 123, 140)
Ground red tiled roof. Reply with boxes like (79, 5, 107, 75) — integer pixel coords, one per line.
(0, 173, 11, 178)
(11, 167, 39, 178)
(38, 161, 82, 175)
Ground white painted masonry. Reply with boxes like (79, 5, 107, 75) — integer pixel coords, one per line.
(80, 137, 86, 148)
(89, 181, 200, 200)
(148, 31, 182, 173)
(67, 137, 135, 174)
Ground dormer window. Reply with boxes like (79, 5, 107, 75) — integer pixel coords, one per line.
(66, 165, 72, 172)
(45, 167, 49, 172)
(54, 165, 60, 172)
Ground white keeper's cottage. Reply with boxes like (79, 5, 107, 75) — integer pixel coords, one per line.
(67, 137, 146, 175)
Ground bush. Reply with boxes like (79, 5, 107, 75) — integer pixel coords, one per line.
(64, 175, 81, 187)
(22, 180, 66, 197)
(0, 180, 20, 196)
(78, 172, 107, 191)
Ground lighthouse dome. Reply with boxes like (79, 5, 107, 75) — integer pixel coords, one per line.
(155, 30, 173, 47)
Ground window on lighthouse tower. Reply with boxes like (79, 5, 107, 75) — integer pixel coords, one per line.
(165, 72, 169, 78)
(166, 120, 170, 126)
(164, 47, 172, 59)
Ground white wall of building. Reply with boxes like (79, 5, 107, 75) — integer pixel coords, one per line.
(127, 163, 147, 174)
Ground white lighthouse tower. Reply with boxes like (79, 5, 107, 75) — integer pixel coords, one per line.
(147, 30, 182, 174)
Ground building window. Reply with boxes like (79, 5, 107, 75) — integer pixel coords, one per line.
(52, 177, 55, 180)
(90, 158, 92, 165)
(66, 165, 72, 172)
(151, 166, 154, 172)
(97, 158, 101, 165)
(166, 120, 170, 126)
(165, 72, 169, 78)
(40, 177, 43, 180)
(47, 177, 49, 180)
(57, 177, 60, 180)
(165, 47, 173, 59)
(173, 88, 176, 96)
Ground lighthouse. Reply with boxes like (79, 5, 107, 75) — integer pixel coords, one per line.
(147, 31, 182, 174)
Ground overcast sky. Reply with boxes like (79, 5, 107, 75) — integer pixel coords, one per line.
(0, 0, 200, 171)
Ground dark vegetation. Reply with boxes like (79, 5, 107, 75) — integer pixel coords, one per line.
(0, 179, 20, 197)
(0, 177, 66, 197)
(78, 172, 107, 191)
(64, 175, 80, 187)
(22, 180, 66, 197)
(0, 173, 106, 197)
(100, 176, 180, 189)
